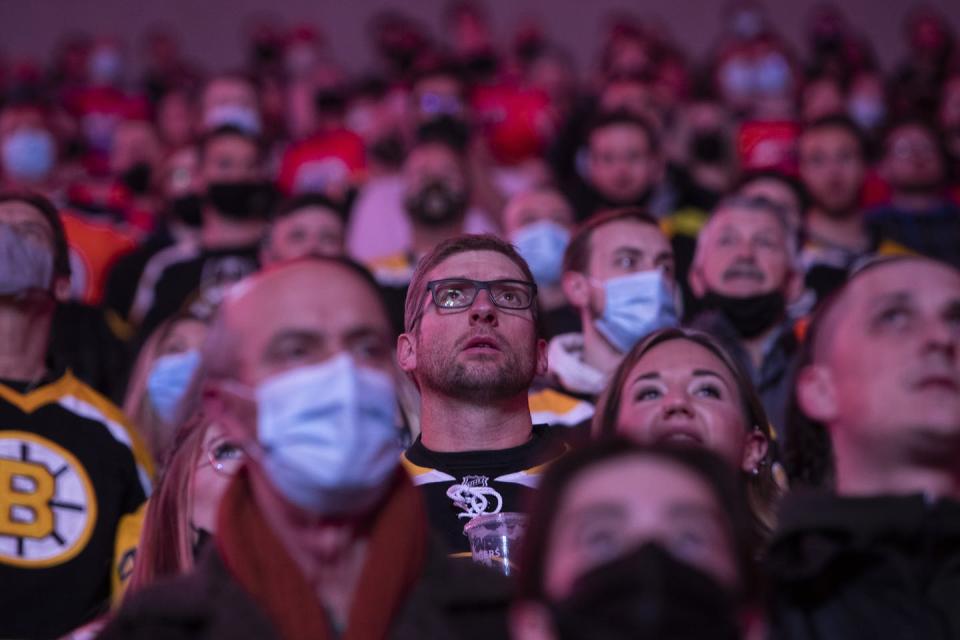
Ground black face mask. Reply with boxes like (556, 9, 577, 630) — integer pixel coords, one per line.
(169, 194, 204, 228)
(404, 180, 468, 228)
(689, 130, 730, 165)
(370, 134, 406, 169)
(702, 290, 786, 338)
(121, 162, 153, 195)
(207, 181, 277, 221)
(550, 543, 740, 640)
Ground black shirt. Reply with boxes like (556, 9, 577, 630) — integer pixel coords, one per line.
(138, 243, 260, 341)
(0, 372, 150, 638)
(402, 425, 567, 554)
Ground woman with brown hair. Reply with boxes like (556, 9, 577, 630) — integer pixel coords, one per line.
(592, 327, 784, 540)
(123, 412, 244, 596)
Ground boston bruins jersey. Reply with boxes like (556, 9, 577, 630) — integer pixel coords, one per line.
(402, 425, 567, 555)
(0, 371, 152, 639)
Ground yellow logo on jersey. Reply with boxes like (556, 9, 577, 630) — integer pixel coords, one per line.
(0, 431, 97, 568)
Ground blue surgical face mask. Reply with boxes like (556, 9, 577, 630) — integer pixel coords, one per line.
(594, 270, 678, 353)
(147, 350, 201, 425)
(510, 220, 570, 287)
(2, 129, 55, 182)
(254, 353, 401, 516)
(0, 223, 54, 296)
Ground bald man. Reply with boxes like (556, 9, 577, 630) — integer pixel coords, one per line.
(767, 257, 960, 639)
(101, 258, 509, 639)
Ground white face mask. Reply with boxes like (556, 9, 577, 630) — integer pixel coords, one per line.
(204, 104, 262, 135)
(254, 353, 401, 516)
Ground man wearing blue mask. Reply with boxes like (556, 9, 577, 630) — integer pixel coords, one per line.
(529, 209, 679, 435)
(0, 193, 152, 639)
(101, 258, 510, 638)
(504, 188, 578, 340)
(688, 194, 803, 439)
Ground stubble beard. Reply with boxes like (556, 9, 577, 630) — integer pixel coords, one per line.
(417, 337, 536, 404)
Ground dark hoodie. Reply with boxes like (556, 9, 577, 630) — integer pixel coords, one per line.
(765, 491, 960, 640)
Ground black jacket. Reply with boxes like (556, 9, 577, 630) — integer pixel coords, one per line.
(98, 538, 511, 639)
(765, 491, 960, 640)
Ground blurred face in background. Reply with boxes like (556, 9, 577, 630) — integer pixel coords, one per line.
(263, 204, 345, 265)
(882, 123, 945, 196)
(542, 453, 739, 600)
(158, 91, 196, 148)
(799, 125, 866, 217)
(587, 122, 662, 205)
(692, 205, 794, 299)
(0, 106, 56, 186)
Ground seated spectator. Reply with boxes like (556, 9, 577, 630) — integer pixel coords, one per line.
(512, 438, 762, 640)
(123, 310, 209, 465)
(259, 193, 346, 266)
(347, 115, 498, 264)
(364, 121, 495, 331)
(0, 192, 151, 638)
(102, 144, 204, 332)
(769, 256, 960, 638)
(131, 125, 276, 339)
(502, 187, 578, 339)
(398, 235, 568, 554)
(593, 327, 782, 539)
(0, 102, 68, 198)
(797, 115, 874, 302)
(530, 209, 678, 432)
(565, 110, 665, 220)
(866, 118, 960, 268)
(100, 257, 510, 638)
(121, 414, 244, 598)
(688, 195, 803, 437)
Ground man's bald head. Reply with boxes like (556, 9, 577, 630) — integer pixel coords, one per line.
(204, 258, 393, 388)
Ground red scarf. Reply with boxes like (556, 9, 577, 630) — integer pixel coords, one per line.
(216, 469, 429, 640)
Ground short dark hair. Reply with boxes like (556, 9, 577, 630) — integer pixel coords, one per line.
(403, 234, 537, 333)
(0, 191, 71, 279)
(585, 109, 660, 155)
(271, 193, 347, 223)
(800, 114, 870, 161)
(197, 125, 262, 165)
(516, 438, 760, 603)
(562, 207, 661, 274)
(414, 115, 470, 154)
(735, 169, 811, 216)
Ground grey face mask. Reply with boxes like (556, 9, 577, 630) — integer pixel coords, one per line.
(0, 223, 54, 296)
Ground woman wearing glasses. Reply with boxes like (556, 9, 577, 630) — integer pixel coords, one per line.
(122, 414, 245, 597)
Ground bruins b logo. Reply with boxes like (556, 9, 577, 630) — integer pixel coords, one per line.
(0, 431, 97, 568)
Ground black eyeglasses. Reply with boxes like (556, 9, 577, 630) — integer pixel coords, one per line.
(425, 278, 538, 312)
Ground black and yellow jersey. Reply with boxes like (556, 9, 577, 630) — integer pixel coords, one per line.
(0, 371, 152, 639)
(402, 425, 568, 555)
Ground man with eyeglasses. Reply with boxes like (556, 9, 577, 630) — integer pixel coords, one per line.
(398, 234, 568, 554)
